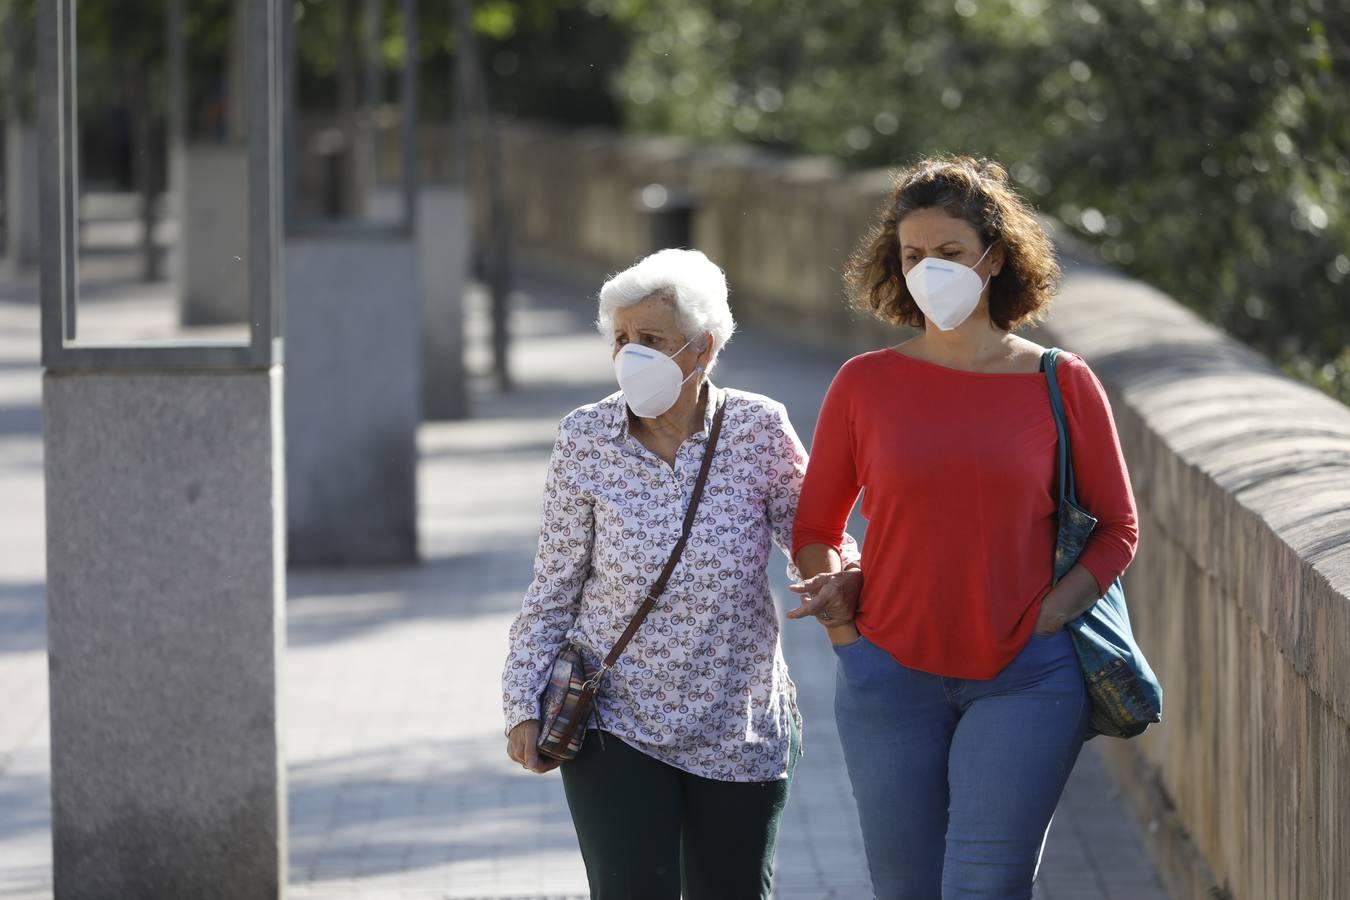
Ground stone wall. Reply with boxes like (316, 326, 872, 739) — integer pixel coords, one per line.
(1032, 269, 1350, 900)
(463, 120, 1350, 900)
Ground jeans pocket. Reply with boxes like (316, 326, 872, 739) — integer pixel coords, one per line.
(1021, 629, 1077, 667)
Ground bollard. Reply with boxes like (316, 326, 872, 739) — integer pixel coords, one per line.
(636, 183, 698, 253)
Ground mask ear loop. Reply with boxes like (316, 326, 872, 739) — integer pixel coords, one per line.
(677, 337, 712, 387)
(974, 241, 998, 291)
(668, 339, 695, 358)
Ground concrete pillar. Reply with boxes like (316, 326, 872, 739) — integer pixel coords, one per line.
(178, 144, 251, 324)
(280, 0, 421, 563)
(5, 123, 38, 270)
(39, 0, 286, 894)
(419, 185, 470, 420)
(284, 236, 420, 563)
(44, 372, 287, 898)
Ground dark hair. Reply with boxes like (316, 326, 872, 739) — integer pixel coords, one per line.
(845, 155, 1061, 331)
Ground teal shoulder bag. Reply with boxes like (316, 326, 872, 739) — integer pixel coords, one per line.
(1042, 348, 1163, 739)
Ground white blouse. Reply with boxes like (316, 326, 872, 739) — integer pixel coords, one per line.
(502, 385, 858, 782)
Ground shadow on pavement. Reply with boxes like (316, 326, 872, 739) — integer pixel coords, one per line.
(0, 583, 46, 655)
(287, 551, 536, 650)
(0, 405, 42, 440)
(288, 737, 584, 880)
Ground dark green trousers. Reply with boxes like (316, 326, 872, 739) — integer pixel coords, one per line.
(559, 728, 799, 900)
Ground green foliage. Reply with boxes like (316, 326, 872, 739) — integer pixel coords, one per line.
(74, 0, 168, 112)
(473, 0, 630, 126)
(285, 0, 627, 124)
(615, 0, 1350, 404)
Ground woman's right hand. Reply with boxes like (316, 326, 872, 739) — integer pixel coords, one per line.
(507, 720, 562, 774)
(787, 568, 863, 644)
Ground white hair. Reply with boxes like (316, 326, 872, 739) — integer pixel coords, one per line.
(597, 248, 736, 371)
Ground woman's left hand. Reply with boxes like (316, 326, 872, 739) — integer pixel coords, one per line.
(1034, 566, 1103, 634)
(787, 569, 863, 625)
(1033, 600, 1072, 634)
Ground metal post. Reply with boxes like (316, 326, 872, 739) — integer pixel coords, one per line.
(250, 0, 283, 349)
(167, 0, 185, 282)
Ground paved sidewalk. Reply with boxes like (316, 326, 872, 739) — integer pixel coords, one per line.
(0, 251, 1169, 898)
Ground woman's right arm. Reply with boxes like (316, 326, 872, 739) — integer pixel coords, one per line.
(502, 420, 595, 768)
(791, 364, 866, 643)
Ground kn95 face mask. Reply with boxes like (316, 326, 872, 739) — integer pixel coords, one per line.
(904, 243, 995, 331)
(613, 340, 701, 418)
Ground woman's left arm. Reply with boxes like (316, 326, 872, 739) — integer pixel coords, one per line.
(763, 402, 863, 622)
(764, 401, 861, 572)
(1035, 355, 1140, 633)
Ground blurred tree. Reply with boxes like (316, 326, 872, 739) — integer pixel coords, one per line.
(76, 0, 171, 279)
(2, 0, 37, 121)
(472, 0, 629, 125)
(615, 0, 1350, 404)
(287, 0, 628, 125)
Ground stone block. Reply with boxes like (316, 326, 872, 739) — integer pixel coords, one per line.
(418, 186, 470, 421)
(178, 144, 250, 325)
(43, 369, 286, 899)
(284, 235, 420, 564)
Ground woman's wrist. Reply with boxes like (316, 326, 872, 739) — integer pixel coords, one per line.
(826, 622, 861, 644)
(1050, 568, 1102, 621)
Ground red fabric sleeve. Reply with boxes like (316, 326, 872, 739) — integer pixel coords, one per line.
(1058, 353, 1139, 592)
(792, 360, 863, 558)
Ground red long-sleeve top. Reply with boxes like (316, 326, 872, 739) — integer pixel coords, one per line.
(792, 349, 1139, 679)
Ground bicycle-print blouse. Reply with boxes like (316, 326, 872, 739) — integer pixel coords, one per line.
(502, 385, 858, 782)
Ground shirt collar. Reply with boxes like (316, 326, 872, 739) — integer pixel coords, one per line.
(609, 382, 721, 443)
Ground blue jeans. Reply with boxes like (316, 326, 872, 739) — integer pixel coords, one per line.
(833, 630, 1090, 900)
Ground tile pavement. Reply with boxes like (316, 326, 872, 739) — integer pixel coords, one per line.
(0, 245, 1169, 898)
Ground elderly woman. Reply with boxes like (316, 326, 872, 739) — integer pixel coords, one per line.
(502, 248, 859, 900)
(790, 157, 1139, 898)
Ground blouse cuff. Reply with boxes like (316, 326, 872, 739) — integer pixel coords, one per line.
(504, 699, 541, 738)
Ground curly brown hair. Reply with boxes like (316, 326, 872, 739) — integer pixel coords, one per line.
(844, 156, 1061, 331)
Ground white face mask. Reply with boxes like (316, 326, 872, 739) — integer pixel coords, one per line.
(904, 243, 995, 331)
(613, 339, 702, 419)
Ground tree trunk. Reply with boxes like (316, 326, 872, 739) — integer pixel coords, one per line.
(134, 64, 160, 282)
(337, 0, 362, 217)
(453, 0, 512, 390)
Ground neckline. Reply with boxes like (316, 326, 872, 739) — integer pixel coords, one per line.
(884, 347, 1047, 378)
(619, 382, 719, 446)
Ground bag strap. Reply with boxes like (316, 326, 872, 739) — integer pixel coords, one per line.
(594, 388, 729, 678)
(1040, 348, 1078, 507)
